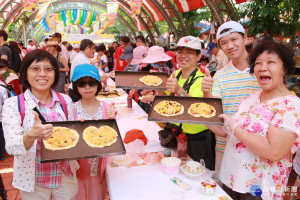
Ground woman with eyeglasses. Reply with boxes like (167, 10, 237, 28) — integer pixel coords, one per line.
(2, 49, 78, 199)
(71, 63, 115, 200)
(47, 38, 69, 93)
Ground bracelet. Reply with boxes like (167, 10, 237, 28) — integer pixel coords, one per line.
(148, 95, 152, 104)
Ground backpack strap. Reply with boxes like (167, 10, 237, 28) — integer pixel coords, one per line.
(18, 92, 68, 125)
(17, 93, 25, 125)
(55, 91, 68, 120)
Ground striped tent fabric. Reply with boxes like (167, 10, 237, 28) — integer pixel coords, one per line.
(142, 0, 165, 22)
(173, 0, 205, 13)
(118, 3, 147, 32)
(235, 0, 248, 3)
(174, 0, 250, 13)
(0, 0, 22, 19)
(134, 17, 146, 31)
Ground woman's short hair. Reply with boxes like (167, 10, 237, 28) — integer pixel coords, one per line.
(0, 59, 10, 68)
(249, 40, 295, 75)
(20, 49, 60, 89)
(72, 77, 102, 99)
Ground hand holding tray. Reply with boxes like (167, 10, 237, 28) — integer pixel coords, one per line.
(41, 119, 125, 163)
(115, 71, 169, 90)
(148, 96, 224, 126)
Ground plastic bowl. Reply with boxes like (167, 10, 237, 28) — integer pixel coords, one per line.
(200, 180, 217, 195)
(161, 157, 181, 175)
(180, 164, 204, 178)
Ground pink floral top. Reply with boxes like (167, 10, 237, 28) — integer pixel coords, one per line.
(220, 91, 300, 200)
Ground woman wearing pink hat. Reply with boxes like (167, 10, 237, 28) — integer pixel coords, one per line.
(141, 46, 174, 75)
(129, 46, 148, 71)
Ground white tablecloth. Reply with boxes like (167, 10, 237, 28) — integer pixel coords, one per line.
(100, 80, 232, 200)
(106, 164, 232, 200)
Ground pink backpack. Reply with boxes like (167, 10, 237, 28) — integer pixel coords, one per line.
(17, 91, 68, 124)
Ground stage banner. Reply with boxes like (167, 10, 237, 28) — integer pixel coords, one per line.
(97, 14, 109, 34)
(56, 21, 64, 33)
(130, 0, 142, 17)
(22, 0, 37, 12)
(92, 21, 100, 33)
(48, 13, 58, 32)
(62, 34, 115, 43)
(107, 2, 119, 27)
(35, 0, 53, 22)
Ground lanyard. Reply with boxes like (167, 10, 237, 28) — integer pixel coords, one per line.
(176, 68, 203, 93)
(33, 107, 47, 123)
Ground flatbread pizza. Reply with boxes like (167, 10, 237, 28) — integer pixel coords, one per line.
(188, 102, 216, 118)
(83, 126, 118, 148)
(139, 75, 163, 86)
(43, 127, 80, 151)
(154, 100, 184, 117)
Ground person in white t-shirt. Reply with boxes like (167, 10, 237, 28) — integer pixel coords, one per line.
(69, 44, 80, 64)
(27, 39, 37, 51)
(96, 44, 108, 72)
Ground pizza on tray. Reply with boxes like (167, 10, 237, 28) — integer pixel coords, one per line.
(83, 126, 118, 148)
(188, 102, 216, 118)
(139, 75, 163, 86)
(43, 127, 80, 151)
(154, 100, 184, 117)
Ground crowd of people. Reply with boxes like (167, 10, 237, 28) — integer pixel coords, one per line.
(0, 20, 299, 200)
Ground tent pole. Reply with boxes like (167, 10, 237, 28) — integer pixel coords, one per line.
(22, 19, 27, 47)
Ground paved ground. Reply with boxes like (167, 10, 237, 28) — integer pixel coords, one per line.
(0, 153, 109, 200)
(0, 154, 21, 200)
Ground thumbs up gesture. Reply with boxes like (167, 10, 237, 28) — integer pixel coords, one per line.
(166, 71, 180, 94)
(201, 68, 214, 95)
(106, 102, 116, 119)
(29, 111, 53, 140)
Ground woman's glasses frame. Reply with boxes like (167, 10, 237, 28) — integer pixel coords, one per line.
(28, 65, 55, 73)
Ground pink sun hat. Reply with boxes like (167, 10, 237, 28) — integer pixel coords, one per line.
(141, 46, 172, 64)
(131, 46, 148, 65)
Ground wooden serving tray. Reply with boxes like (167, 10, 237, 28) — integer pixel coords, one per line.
(148, 96, 224, 126)
(40, 119, 125, 163)
(115, 71, 169, 90)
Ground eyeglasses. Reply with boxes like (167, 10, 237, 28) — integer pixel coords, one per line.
(77, 80, 98, 88)
(176, 51, 196, 56)
(28, 65, 55, 73)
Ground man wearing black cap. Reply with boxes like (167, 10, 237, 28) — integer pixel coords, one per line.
(207, 42, 228, 71)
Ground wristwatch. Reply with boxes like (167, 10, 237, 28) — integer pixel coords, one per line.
(180, 91, 186, 97)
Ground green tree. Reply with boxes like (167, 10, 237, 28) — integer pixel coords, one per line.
(181, 9, 212, 37)
(242, 0, 300, 48)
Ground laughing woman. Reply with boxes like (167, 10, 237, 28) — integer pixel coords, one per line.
(219, 41, 300, 200)
(2, 49, 78, 200)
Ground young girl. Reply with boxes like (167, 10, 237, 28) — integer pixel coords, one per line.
(71, 63, 115, 200)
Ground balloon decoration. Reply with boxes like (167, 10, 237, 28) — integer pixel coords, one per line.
(42, 18, 50, 31)
(42, 9, 104, 34)
(80, 10, 87, 26)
